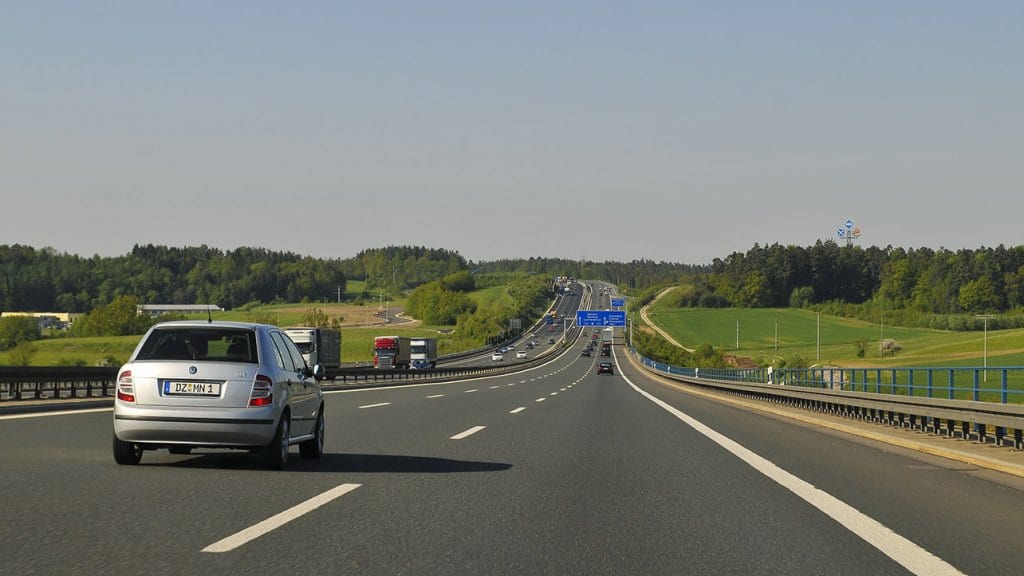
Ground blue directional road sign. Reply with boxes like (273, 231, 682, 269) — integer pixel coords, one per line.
(611, 298, 625, 307)
(576, 310, 626, 327)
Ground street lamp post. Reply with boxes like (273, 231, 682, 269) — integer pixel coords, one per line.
(976, 314, 996, 382)
(880, 314, 884, 358)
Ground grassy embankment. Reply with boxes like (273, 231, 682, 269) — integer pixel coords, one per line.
(644, 302, 1024, 401)
(644, 304, 1024, 368)
(5, 280, 520, 366)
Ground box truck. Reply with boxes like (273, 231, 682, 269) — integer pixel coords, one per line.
(284, 328, 341, 377)
(409, 338, 438, 369)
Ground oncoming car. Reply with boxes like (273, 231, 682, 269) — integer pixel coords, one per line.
(516, 350, 527, 359)
(491, 352, 504, 362)
(597, 362, 614, 375)
(112, 321, 325, 470)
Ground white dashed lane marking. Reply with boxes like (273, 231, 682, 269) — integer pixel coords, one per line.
(202, 483, 361, 553)
(451, 426, 486, 440)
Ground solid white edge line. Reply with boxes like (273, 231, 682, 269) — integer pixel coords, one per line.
(0, 407, 112, 421)
(510, 407, 526, 414)
(450, 425, 486, 440)
(615, 357, 966, 576)
(202, 483, 361, 553)
(358, 402, 391, 409)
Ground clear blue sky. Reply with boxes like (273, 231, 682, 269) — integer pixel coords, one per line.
(3, 1, 1022, 264)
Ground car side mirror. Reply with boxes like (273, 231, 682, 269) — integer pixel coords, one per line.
(312, 364, 326, 380)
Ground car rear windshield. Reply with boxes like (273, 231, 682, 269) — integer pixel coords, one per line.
(136, 327, 259, 363)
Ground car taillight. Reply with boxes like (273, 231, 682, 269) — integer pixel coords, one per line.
(249, 374, 273, 407)
(117, 370, 135, 403)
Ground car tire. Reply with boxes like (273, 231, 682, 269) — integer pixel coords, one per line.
(299, 408, 325, 460)
(113, 434, 143, 465)
(262, 414, 290, 470)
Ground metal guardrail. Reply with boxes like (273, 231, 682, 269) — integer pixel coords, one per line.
(0, 337, 578, 402)
(0, 294, 588, 404)
(777, 366, 1024, 404)
(0, 366, 118, 401)
(633, 350, 1024, 449)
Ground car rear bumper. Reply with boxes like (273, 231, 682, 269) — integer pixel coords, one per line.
(113, 403, 278, 447)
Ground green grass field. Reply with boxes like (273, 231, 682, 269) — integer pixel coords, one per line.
(644, 304, 1024, 368)
(0, 282, 492, 366)
(468, 286, 515, 309)
(3, 335, 142, 367)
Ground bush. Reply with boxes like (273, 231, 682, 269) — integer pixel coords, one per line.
(299, 307, 344, 330)
(786, 354, 810, 369)
(73, 295, 155, 337)
(855, 340, 867, 358)
(7, 342, 38, 366)
(790, 286, 815, 308)
(0, 316, 42, 351)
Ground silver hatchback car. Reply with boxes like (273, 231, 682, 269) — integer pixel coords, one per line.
(113, 321, 325, 469)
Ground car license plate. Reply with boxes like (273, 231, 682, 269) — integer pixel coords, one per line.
(163, 381, 221, 396)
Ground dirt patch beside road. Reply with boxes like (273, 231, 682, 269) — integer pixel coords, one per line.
(272, 305, 422, 328)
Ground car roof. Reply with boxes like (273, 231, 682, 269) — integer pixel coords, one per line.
(151, 320, 270, 330)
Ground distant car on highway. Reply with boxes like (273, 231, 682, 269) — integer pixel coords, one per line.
(516, 350, 527, 359)
(598, 362, 614, 375)
(581, 349, 591, 357)
(112, 321, 325, 469)
(491, 352, 504, 362)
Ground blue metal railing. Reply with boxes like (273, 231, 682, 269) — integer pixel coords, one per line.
(632, 348, 1024, 404)
(776, 367, 1024, 404)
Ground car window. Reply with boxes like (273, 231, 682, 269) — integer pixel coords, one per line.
(280, 332, 307, 370)
(137, 327, 257, 363)
(270, 332, 297, 371)
(272, 331, 306, 371)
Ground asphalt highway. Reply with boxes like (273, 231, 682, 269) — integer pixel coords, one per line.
(3, 287, 1024, 575)
(2, 332, 1024, 573)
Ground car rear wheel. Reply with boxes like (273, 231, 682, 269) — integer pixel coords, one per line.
(262, 414, 290, 470)
(113, 434, 143, 465)
(299, 408, 325, 459)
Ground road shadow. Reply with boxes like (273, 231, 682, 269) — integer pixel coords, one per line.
(316, 453, 511, 474)
(149, 451, 512, 474)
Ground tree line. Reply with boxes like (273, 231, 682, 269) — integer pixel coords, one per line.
(668, 241, 1024, 330)
(6, 241, 1024, 325)
(0, 244, 348, 313)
